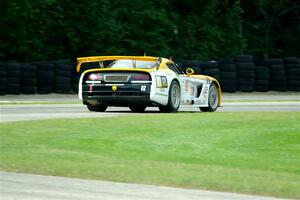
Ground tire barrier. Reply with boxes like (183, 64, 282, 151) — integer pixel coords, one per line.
(70, 61, 79, 93)
(0, 56, 299, 95)
(0, 60, 77, 95)
(284, 57, 300, 91)
(254, 57, 269, 92)
(6, 63, 21, 94)
(0, 64, 7, 95)
(175, 60, 202, 74)
(21, 63, 37, 94)
(235, 55, 255, 92)
(54, 60, 73, 94)
(218, 57, 237, 92)
(177, 56, 300, 93)
(267, 58, 287, 91)
(35, 62, 55, 94)
(201, 61, 220, 81)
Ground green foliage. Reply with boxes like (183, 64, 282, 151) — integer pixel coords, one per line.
(0, 0, 298, 61)
(242, 0, 300, 56)
(170, 0, 246, 60)
(217, 0, 246, 56)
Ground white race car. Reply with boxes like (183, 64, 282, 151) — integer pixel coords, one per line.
(77, 56, 222, 112)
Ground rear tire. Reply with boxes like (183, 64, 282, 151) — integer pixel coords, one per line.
(87, 104, 107, 112)
(159, 80, 180, 113)
(200, 83, 219, 112)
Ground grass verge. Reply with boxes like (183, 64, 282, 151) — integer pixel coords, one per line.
(0, 112, 299, 198)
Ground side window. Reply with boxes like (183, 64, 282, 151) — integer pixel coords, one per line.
(166, 63, 184, 75)
(173, 63, 185, 74)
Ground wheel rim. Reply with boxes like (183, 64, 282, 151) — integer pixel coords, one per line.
(171, 83, 180, 108)
(210, 85, 218, 110)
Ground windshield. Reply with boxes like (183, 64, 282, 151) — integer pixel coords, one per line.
(107, 60, 157, 69)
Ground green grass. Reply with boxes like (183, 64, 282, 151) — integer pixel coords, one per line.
(1, 112, 300, 198)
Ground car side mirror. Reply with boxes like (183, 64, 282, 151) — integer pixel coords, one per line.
(186, 68, 195, 76)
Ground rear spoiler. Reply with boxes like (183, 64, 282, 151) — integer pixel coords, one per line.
(76, 56, 159, 72)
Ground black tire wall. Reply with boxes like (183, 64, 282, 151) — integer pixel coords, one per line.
(0, 56, 299, 95)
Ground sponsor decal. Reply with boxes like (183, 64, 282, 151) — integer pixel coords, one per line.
(184, 81, 189, 92)
(156, 76, 162, 88)
(190, 86, 195, 96)
(155, 92, 168, 97)
(141, 85, 146, 91)
(161, 76, 168, 87)
(112, 85, 117, 91)
(155, 76, 168, 88)
(203, 84, 209, 93)
(203, 84, 209, 98)
(194, 99, 200, 104)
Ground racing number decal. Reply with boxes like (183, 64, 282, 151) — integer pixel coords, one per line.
(141, 85, 146, 91)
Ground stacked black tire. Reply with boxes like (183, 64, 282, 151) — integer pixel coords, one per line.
(21, 63, 37, 94)
(284, 57, 300, 91)
(201, 61, 220, 81)
(254, 57, 269, 91)
(71, 61, 79, 93)
(0, 56, 299, 95)
(54, 60, 73, 93)
(0, 64, 7, 95)
(235, 55, 255, 92)
(218, 57, 237, 92)
(35, 62, 55, 94)
(189, 60, 202, 74)
(175, 60, 202, 74)
(6, 63, 21, 94)
(267, 58, 286, 91)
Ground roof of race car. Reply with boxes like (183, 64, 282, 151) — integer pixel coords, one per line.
(77, 56, 170, 72)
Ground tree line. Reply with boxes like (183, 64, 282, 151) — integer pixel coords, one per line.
(0, 0, 299, 61)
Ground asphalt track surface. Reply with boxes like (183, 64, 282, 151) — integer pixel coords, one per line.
(0, 92, 299, 199)
(1, 92, 299, 123)
(1, 102, 300, 123)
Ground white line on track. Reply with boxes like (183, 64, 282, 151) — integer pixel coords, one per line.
(1, 102, 299, 123)
(0, 172, 287, 200)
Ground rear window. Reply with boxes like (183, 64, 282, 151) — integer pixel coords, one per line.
(107, 60, 157, 69)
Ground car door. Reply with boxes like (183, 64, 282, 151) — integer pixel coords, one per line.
(166, 63, 197, 105)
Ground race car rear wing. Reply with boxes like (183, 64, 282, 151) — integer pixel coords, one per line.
(76, 56, 159, 72)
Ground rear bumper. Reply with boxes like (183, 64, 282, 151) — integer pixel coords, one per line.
(83, 95, 151, 106)
(82, 83, 152, 106)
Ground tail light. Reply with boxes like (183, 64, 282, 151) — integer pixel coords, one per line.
(88, 73, 101, 81)
(85, 73, 102, 84)
(132, 74, 150, 81)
